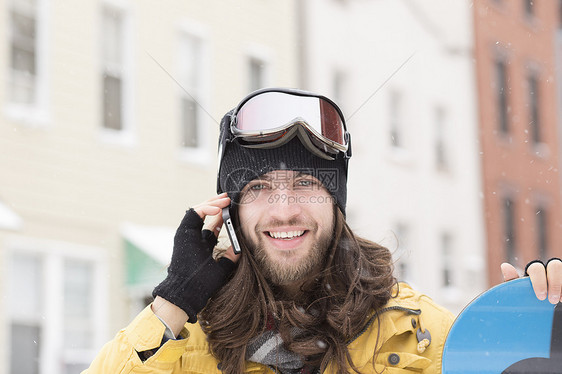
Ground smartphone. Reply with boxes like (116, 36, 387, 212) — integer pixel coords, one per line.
(222, 207, 241, 254)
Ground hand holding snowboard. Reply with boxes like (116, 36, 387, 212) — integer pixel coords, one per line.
(443, 259, 562, 374)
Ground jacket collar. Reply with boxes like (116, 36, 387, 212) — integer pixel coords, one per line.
(326, 283, 424, 371)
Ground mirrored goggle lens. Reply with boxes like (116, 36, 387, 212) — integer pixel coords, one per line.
(234, 92, 346, 146)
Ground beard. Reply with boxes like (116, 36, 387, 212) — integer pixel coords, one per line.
(249, 219, 333, 286)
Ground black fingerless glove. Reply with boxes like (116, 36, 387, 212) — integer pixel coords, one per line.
(524, 259, 545, 276)
(524, 258, 562, 276)
(152, 208, 236, 323)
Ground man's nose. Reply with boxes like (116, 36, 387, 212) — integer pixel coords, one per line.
(268, 188, 303, 220)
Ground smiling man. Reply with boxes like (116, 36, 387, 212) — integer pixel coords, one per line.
(239, 170, 335, 286)
(85, 88, 562, 374)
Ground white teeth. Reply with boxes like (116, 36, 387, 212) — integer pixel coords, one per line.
(268, 230, 305, 239)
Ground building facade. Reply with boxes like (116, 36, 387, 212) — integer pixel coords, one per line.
(299, 0, 486, 313)
(4, 0, 562, 372)
(473, 0, 562, 286)
(0, 1, 298, 373)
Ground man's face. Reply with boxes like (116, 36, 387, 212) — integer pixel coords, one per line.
(238, 170, 335, 286)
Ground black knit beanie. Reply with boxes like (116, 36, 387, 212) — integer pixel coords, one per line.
(217, 109, 349, 215)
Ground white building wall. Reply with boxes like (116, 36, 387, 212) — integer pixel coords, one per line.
(302, 0, 486, 313)
(0, 1, 298, 372)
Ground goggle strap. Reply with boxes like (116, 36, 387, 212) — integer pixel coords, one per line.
(345, 132, 352, 158)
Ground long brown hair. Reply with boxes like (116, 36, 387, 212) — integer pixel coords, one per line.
(200, 206, 396, 374)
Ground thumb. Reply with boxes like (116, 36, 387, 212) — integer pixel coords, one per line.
(501, 262, 519, 282)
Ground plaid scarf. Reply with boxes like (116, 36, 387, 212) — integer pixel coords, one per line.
(246, 314, 318, 374)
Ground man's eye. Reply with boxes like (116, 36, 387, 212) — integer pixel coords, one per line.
(296, 179, 314, 187)
(250, 183, 267, 191)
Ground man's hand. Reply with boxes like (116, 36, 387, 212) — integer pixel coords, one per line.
(501, 259, 562, 305)
(152, 193, 240, 331)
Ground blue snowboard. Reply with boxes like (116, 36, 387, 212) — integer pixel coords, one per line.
(442, 277, 561, 373)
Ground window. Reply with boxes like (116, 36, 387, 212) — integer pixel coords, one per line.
(394, 223, 411, 281)
(9, 0, 37, 105)
(8, 253, 42, 374)
(248, 57, 265, 92)
(389, 91, 403, 148)
(101, 6, 126, 131)
(559, 0, 562, 28)
(179, 33, 204, 149)
(535, 206, 548, 260)
(441, 233, 453, 288)
(495, 59, 510, 135)
(5, 246, 106, 374)
(524, 0, 534, 18)
(435, 107, 448, 170)
(63, 259, 95, 352)
(244, 45, 271, 95)
(502, 197, 517, 264)
(528, 72, 541, 144)
(332, 70, 346, 107)
(7, 0, 48, 121)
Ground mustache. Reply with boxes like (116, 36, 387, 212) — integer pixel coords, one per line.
(255, 218, 315, 231)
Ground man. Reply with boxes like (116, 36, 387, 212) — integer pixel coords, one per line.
(86, 88, 561, 374)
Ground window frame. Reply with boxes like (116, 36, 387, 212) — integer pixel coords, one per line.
(502, 196, 517, 264)
(531, 192, 552, 261)
(98, 0, 135, 146)
(535, 204, 549, 260)
(494, 57, 510, 136)
(244, 43, 272, 94)
(440, 232, 454, 288)
(434, 105, 449, 171)
(2, 238, 108, 374)
(389, 90, 404, 149)
(393, 222, 412, 282)
(528, 71, 541, 143)
(176, 21, 211, 165)
(523, 0, 535, 19)
(4, 0, 50, 126)
(331, 68, 347, 111)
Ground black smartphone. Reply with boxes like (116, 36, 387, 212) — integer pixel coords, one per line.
(222, 207, 241, 254)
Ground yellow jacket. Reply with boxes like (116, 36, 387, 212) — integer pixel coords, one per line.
(84, 283, 455, 373)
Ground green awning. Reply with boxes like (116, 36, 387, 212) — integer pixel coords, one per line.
(122, 223, 174, 287)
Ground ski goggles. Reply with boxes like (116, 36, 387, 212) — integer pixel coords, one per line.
(227, 88, 351, 161)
